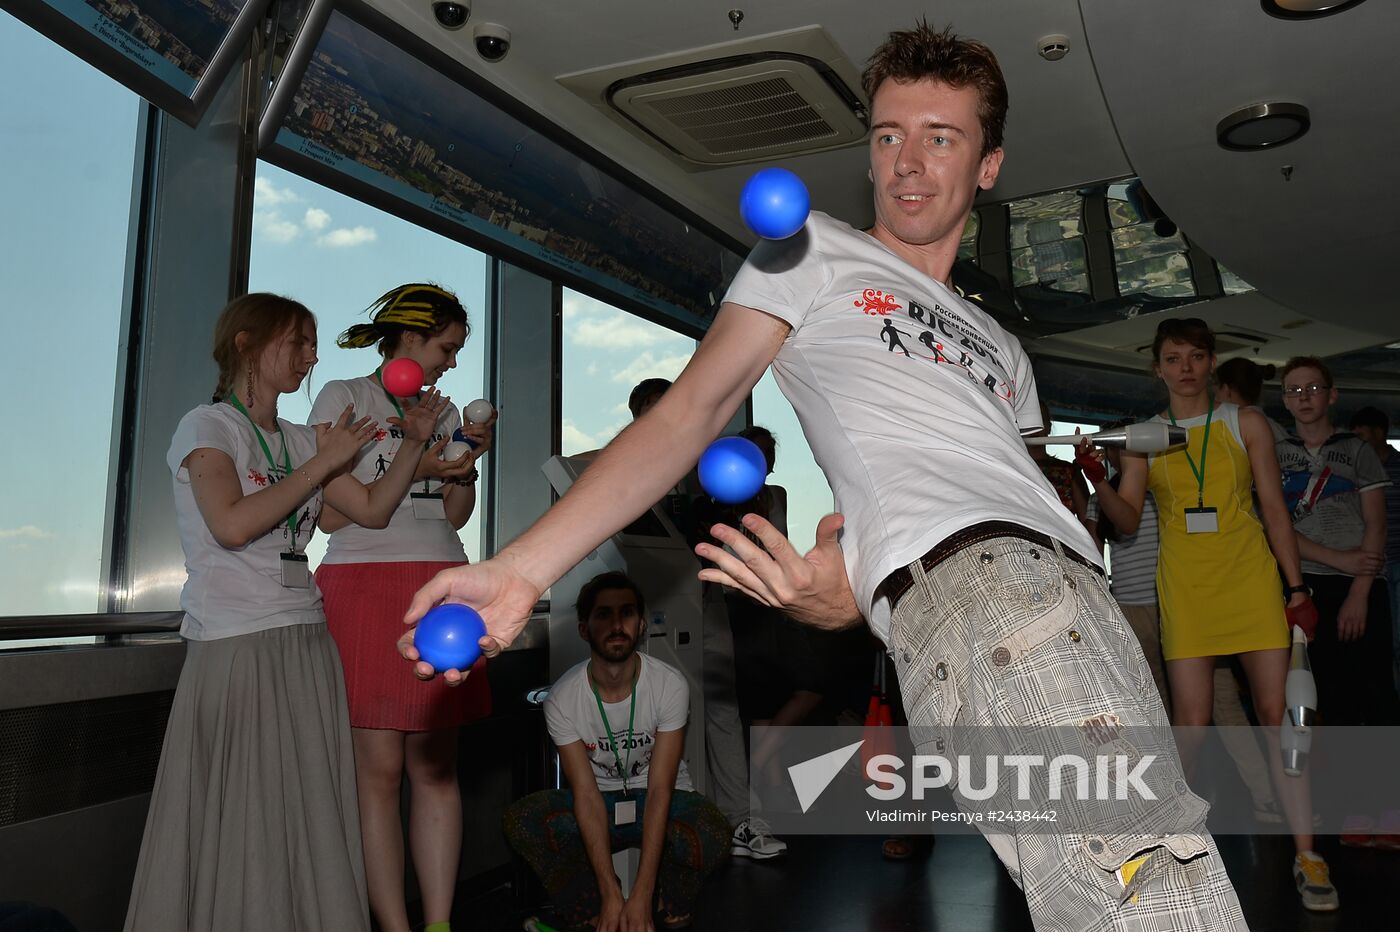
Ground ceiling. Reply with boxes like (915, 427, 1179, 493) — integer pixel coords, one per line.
(367, 0, 1400, 387)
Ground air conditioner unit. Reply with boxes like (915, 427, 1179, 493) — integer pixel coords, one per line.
(559, 27, 868, 167)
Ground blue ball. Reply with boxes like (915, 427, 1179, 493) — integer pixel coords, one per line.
(451, 427, 479, 449)
(698, 436, 768, 505)
(739, 168, 810, 240)
(415, 603, 486, 672)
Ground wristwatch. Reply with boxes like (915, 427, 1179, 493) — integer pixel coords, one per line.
(1284, 584, 1312, 598)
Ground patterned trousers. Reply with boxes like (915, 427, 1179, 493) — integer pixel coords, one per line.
(504, 788, 730, 930)
(887, 534, 1248, 931)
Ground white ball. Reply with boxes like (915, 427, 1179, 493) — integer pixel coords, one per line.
(442, 441, 473, 461)
(465, 398, 494, 424)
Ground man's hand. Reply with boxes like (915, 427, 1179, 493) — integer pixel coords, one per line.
(595, 890, 625, 932)
(398, 557, 541, 684)
(1328, 547, 1384, 577)
(619, 894, 655, 932)
(695, 512, 863, 630)
(1338, 590, 1369, 642)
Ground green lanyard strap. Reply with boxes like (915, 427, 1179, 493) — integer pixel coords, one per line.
(589, 662, 639, 794)
(226, 395, 301, 543)
(1168, 399, 1213, 509)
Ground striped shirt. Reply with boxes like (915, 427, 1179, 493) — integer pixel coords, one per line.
(1087, 492, 1160, 606)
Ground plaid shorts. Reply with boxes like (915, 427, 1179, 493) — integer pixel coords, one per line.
(887, 534, 1248, 931)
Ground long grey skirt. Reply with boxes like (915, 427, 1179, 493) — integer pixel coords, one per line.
(124, 623, 369, 932)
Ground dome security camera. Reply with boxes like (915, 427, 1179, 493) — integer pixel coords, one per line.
(474, 23, 511, 62)
(432, 1, 470, 31)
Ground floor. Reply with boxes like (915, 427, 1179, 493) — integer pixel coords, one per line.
(460, 832, 1397, 931)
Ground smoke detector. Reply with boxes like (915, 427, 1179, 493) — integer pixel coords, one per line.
(1037, 34, 1071, 61)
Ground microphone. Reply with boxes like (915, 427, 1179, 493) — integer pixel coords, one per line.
(1024, 422, 1187, 453)
(1281, 625, 1317, 777)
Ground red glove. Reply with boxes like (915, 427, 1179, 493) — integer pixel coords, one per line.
(1286, 594, 1318, 641)
(1075, 448, 1106, 485)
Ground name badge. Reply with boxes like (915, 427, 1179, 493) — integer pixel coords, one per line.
(1185, 507, 1219, 534)
(280, 552, 311, 588)
(614, 798, 637, 826)
(411, 491, 447, 520)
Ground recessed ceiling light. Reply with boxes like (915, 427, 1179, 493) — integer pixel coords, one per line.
(1262, 0, 1369, 20)
(1216, 102, 1310, 151)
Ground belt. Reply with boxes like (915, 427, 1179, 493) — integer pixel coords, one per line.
(875, 520, 1103, 612)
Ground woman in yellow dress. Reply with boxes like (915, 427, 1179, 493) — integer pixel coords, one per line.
(1089, 317, 1337, 912)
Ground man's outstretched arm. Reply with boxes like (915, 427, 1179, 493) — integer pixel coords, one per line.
(400, 303, 789, 679)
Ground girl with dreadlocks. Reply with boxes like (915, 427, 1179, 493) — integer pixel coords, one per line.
(309, 283, 494, 932)
(125, 293, 447, 932)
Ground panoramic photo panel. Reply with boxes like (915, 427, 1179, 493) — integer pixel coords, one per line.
(263, 7, 741, 333)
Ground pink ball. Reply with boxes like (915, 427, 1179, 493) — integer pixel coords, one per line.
(381, 358, 424, 397)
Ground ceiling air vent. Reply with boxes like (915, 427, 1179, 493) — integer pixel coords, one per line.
(558, 27, 868, 167)
(606, 55, 867, 165)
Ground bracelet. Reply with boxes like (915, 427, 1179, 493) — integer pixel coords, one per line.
(298, 468, 317, 488)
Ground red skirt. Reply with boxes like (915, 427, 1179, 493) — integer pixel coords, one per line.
(317, 561, 492, 731)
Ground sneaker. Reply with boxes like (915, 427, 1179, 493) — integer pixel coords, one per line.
(731, 817, 787, 859)
(1293, 851, 1339, 912)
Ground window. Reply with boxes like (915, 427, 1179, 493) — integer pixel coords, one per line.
(751, 372, 831, 554)
(0, 12, 141, 616)
(247, 161, 490, 564)
(559, 289, 696, 457)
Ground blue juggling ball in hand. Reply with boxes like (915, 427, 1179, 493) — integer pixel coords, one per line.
(698, 436, 767, 505)
(415, 603, 487, 673)
(739, 167, 811, 240)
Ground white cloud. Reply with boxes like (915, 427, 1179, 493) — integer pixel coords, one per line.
(561, 420, 599, 453)
(611, 351, 691, 385)
(571, 315, 667, 350)
(562, 291, 612, 321)
(318, 225, 378, 247)
(0, 525, 52, 541)
(254, 176, 301, 207)
(255, 210, 302, 244)
(303, 207, 331, 232)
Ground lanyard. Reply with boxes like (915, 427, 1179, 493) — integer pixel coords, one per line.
(226, 395, 301, 544)
(1168, 399, 1213, 508)
(589, 661, 639, 793)
(373, 367, 431, 494)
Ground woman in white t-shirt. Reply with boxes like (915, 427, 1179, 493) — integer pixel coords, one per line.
(310, 283, 494, 932)
(125, 293, 445, 932)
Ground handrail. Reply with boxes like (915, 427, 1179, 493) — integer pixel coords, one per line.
(0, 612, 183, 640)
(0, 602, 552, 646)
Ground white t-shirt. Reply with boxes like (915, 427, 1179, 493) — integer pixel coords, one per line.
(168, 404, 325, 640)
(723, 211, 1101, 642)
(309, 376, 467, 564)
(544, 653, 693, 793)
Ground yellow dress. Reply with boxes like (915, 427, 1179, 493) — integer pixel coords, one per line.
(1147, 402, 1288, 660)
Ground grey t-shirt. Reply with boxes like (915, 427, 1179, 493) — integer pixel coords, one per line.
(1276, 431, 1390, 576)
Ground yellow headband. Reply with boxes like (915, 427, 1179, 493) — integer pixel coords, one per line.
(336, 284, 460, 348)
